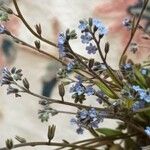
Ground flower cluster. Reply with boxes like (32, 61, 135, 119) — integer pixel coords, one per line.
(132, 85, 150, 103)
(70, 76, 95, 103)
(78, 18, 108, 55)
(71, 108, 104, 134)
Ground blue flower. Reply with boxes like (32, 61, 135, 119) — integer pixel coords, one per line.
(88, 108, 97, 118)
(67, 61, 75, 71)
(122, 18, 132, 30)
(76, 127, 84, 134)
(145, 126, 150, 136)
(98, 24, 108, 35)
(132, 85, 142, 92)
(132, 85, 150, 102)
(143, 92, 150, 103)
(96, 90, 108, 104)
(85, 85, 95, 96)
(79, 109, 88, 119)
(70, 82, 85, 96)
(141, 68, 148, 75)
(0, 68, 13, 86)
(70, 118, 77, 125)
(123, 63, 132, 70)
(132, 101, 145, 112)
(71, 108, 104, 134)
(92, 18, 108, 35)
(58, 32, 66, 45)
(58, 32, 66, 57)
(78, 20, 88, 31)
(92, 18, 102, 28)
(80, 32, 92, 44)
(86, 43, 97, 54)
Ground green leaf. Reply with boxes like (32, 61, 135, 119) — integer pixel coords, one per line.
(134, 67, 147, 88)
(96, 128, 123, 136)
(95, 81, 118, 99)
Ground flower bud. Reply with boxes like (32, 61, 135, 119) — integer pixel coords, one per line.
(35, 24, 42, 35)
(15, 136, 26, 143)
(88, 59, 94, 68)
(34, 40, 41, 49)
(47, 125, 56, 143)
(5, 139, 13, 149)
(58, 83, 65, 101)
(23, 78, 30, 90)
(104, 42, 110, 54)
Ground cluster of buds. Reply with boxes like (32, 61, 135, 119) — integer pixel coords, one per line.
(1, 67, 30, 97)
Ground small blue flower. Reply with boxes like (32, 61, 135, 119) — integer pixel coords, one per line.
(141, 68, 148, 75)
(71, 108, 104, 134)
(88, 108, 97, 118)
(132, 85, 142, 92)
(80, 32, 92, 44)
(92, 18, 102, 28)
(86, 43, 97, 54)
(76, 85, 85, 95)
(70, 82, 85, 96)
(143, 92, 150, 103)
(132, 101, 145, 112)
(79, 109, 88, 119)
(122, 18, 132, 30)
(76, 127, 84, 134)
(67, 61, 75, 71)
(58, 32, 66, 57)
(145, 126, 150, 136)
(70, 118, 77, 125)
(96, 90, 106, 104)
(78, 20, 88, 31)
(98, 24, 108, 35)
(58, 32, 66, 45)
(123, 63, 132, 70)
(92, 18, 108, 35)
(132, 85, 150, 102)
(85, 85, 95, 96)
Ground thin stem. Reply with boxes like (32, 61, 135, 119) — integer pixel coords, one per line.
(14, 81, 109, 111)
(12, 0, 57, 47)
(57, 133, 137, 150)
(8, 33, 64, 64)
(119, 0, 149, 65)
(0, 141, 96, 150)
(91, 32, 122, 87)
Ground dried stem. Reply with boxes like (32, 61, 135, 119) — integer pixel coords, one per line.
(0, 141, 96, 150)
(119, 0, 149, 65)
